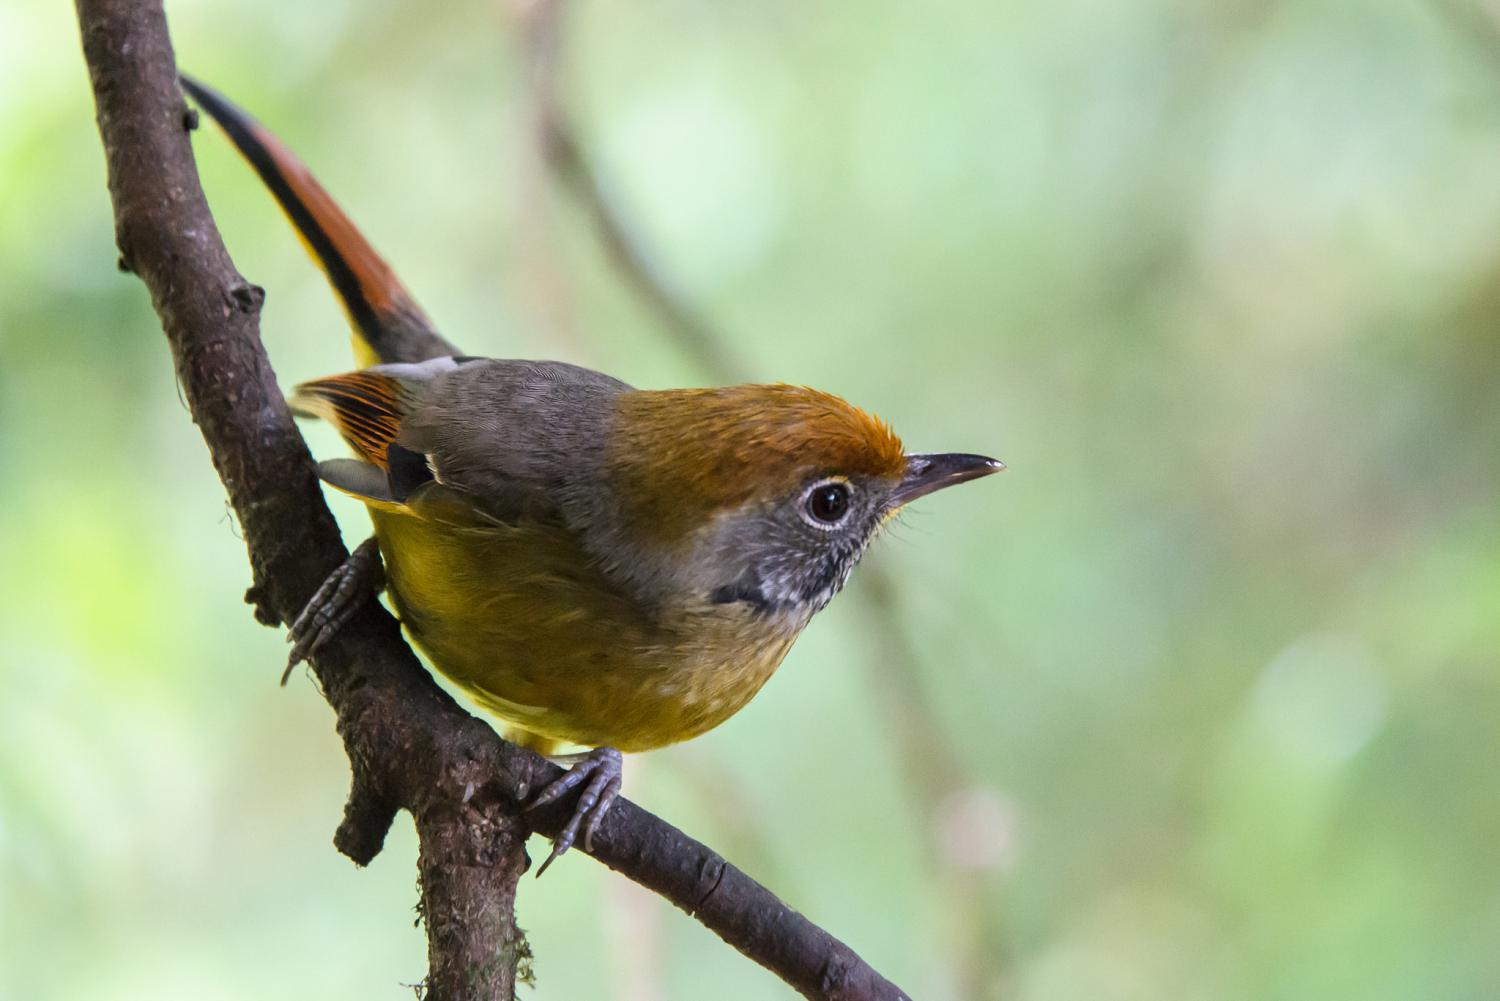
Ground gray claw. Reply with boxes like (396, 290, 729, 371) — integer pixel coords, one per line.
(526, 747, 623, 876)
(282, 537, 383, 684)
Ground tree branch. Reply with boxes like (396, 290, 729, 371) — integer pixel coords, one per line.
(519, 0, 750, 381)
(73, 1, 909, 998)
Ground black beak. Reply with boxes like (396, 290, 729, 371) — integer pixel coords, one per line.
(890, 452, 1005, 507)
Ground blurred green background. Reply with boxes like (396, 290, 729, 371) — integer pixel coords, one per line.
(5, 0, 1500, 997)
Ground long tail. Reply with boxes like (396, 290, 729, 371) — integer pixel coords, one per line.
(180, 75, 460, 367)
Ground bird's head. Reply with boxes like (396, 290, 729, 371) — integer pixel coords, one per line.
(602, 384, 1002, 618)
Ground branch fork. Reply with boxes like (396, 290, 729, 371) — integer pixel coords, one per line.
(74, 1, 908, 998)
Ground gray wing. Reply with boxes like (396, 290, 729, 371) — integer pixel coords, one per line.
(395, 358, 632, 525)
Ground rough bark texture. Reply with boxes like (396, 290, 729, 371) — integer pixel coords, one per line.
(74, 1, 911, 999)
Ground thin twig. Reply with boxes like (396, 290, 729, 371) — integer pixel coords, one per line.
(1430, 0, 1500, 65)
(74, 2, 908, 998)
(515, 2, 1007, 993)
(519, 0, 749, 380)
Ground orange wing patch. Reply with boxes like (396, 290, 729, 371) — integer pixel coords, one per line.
(291, 370, 407, 468)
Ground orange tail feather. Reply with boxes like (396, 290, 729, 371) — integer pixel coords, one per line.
(181, 75, 459, 367)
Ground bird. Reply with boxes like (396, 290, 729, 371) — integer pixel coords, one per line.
(181, 75, 1003, 874)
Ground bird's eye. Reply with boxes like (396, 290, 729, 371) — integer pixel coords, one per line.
(806, 481, 851, 525)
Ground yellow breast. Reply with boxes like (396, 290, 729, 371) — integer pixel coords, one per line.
(370, 507, 804, 753)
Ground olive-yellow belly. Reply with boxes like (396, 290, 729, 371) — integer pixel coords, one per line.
(370, 507, 800, 753)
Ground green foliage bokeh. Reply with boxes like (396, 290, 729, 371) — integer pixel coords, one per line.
(3, 0, 1500, 998)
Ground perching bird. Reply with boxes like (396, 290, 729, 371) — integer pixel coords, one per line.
(182, 76, 1003, 873)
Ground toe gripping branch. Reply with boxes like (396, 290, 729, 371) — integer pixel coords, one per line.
(525, 746, 624, 876)
(283, 534, 620, 876)
(284, 536, 385, 683)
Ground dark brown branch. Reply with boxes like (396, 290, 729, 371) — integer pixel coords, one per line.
(74, 1, 908, 998)
(75, 3, 528, 997)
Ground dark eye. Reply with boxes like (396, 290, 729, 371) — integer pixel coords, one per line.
(807, 482, 850, 524)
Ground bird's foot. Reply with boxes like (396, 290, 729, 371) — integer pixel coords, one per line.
(282, 536, 384, 684)
(525, 746, 623, 876)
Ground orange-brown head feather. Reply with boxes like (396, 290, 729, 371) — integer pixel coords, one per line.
(610, 384, 905, 544)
